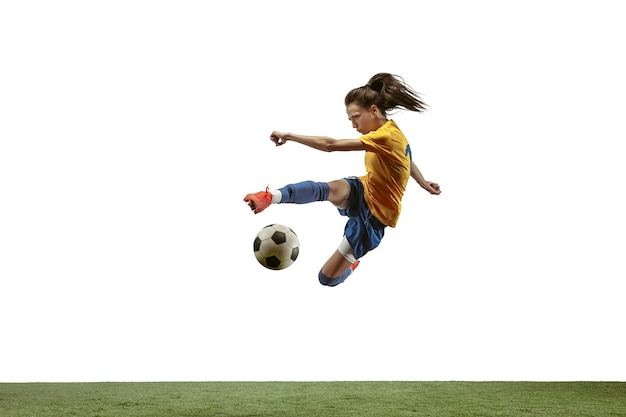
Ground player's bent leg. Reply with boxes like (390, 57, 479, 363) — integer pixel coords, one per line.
(318, 249, 360, 287)
(321, 250, 352, 278)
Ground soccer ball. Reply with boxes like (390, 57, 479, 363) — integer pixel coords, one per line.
(253, 224, 300, 270)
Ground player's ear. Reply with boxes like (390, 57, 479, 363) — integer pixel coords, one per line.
(369, 104, 379, 117)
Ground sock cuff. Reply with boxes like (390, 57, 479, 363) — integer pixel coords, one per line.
(271, 190, 282, 204)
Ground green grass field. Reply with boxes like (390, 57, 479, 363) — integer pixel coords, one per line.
(1, 381, 624, 417)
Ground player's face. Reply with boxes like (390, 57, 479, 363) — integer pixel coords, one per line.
(346, 103, 378, 135)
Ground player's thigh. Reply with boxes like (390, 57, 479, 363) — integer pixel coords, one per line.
(327, 179, 350, 206)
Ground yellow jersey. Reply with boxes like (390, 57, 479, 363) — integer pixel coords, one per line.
(358, 119, 411, 228)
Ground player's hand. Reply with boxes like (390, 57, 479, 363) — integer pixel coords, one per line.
(270, 131, 288, 146)
(422, 181, 441, 195)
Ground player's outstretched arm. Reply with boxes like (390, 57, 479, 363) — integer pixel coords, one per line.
(410, 161, 441, 195)
(270, 131, 366, 152)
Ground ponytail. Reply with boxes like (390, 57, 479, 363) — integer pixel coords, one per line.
(345, 73, 427, 114)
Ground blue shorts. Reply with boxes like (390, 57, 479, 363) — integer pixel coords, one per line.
(338, 177, 386, 259)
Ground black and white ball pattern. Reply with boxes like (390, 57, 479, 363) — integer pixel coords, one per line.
(253, 224, 300, 270)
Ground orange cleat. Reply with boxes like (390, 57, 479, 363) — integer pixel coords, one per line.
(244, 186, 273, 214)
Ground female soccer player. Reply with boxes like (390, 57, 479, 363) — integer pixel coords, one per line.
(244, 73, 441, 287)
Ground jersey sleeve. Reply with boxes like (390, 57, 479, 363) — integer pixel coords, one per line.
(359, 129, 393, 155)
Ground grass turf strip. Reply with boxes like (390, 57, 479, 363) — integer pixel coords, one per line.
(1, 381, 625, 417)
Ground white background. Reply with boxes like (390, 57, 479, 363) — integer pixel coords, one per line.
(1, 1, 624, 382)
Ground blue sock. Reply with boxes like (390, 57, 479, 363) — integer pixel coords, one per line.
(318, 267, 353, 287)
(278, 181, 329, 204)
